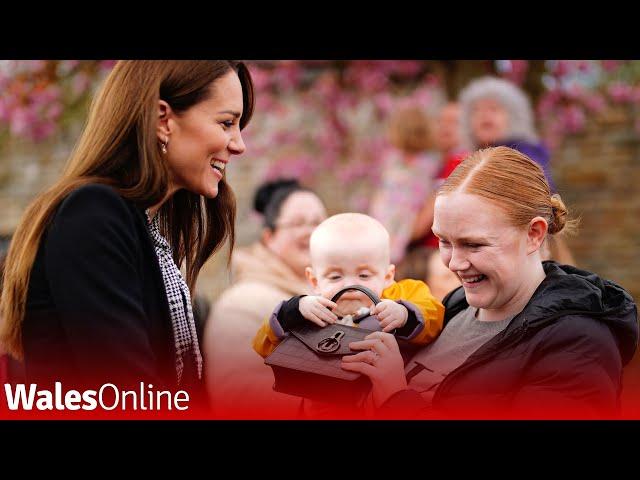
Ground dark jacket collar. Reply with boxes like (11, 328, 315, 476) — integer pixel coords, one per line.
(443, 261, 639, 364)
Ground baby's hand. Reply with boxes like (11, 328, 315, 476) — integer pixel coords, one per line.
(298, 296, 338, 327)
(371, 300, 408, 333)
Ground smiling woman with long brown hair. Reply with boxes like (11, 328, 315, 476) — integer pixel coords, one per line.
(0, 61, 254, 404)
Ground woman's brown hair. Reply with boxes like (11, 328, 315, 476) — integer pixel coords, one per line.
(0, 60, 254, 358)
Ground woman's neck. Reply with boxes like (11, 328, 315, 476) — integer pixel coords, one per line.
(477, 259, 546, 322)
(147, 185, 179, 219)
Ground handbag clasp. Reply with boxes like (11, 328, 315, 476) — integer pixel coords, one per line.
(317, 330, 346, 353)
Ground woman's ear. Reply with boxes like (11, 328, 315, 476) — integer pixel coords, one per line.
(157, 99, 173, 142)
(527, 216, 549, 255)
(261, 227, 273, 246)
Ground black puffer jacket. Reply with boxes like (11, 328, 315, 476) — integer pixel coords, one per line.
(381, 262, 639, 418)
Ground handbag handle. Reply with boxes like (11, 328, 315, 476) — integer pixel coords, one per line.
(330, 285, 381, 305)
(330, 285, 381, 326)
(330, 284, 381, 311)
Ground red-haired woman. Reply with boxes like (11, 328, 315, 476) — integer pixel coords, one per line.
(344, 146, 638, 419)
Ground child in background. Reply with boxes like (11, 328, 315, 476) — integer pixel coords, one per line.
(369, 106, 441, 264)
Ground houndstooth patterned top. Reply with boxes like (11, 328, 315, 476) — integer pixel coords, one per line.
(145, 210, 203, 384)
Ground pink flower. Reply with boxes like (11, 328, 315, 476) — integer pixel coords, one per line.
(31, 85, 61, 106)
(57, 60, 81, 75)
(314, 128, 342, 152)
(16, 60, 47, 74)
(334, 91, 357, 112)
(390, 60, 422, 77)
(31, 121, 56, 142)
(373, 92, 394, 115)
(344, 65, 388, 92)
(601, 60, 622, 73)
(0, 98, 10, 122)
(71, 72, 91, 96)
(98, 60, 117, 70)
(501, 60, 529, 85)
(552, 60, 573, 77)
(45, 102, 63, 121)
(424, 73, 440, 87)
(0, 74, 10, 91)
(541, 118, 564, 150)
(583, 92, 607, 113)
(350, 193, 371, 213)
(247, 65, 271, 92)
(607, 82, 634, 103)
(576, 60, 591, 72)
(411, 85, 434, 108)
(566, 83, 586, 101)
(336, 166, 355, 185)
(395, 96, 415, 111)
(562, 105, 586, 133)
(536, 89, 563, 117)
(313, 71, 339, 99)
(273, 62, 303, 91)
(9, 107, 35, 137)
(319, 152, 338, 170)
(256, 91, 276, 111)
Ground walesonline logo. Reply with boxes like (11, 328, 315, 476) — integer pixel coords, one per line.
(3, 382, 190, 411)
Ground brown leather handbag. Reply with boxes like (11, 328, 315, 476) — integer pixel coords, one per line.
(264, 285, 381, 404)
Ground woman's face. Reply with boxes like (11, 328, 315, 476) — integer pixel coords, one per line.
(161, 70, 246, 198)
(264, 191, 327, 277)
(432, 192, 533, 319)
(470, 98, 509, 147)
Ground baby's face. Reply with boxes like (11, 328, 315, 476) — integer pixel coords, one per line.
(308, 244, 393, 317)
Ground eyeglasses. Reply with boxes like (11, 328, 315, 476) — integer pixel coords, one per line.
(274, 219, 323, 231)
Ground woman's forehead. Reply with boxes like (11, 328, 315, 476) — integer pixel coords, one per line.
(473, 97, 505, 110)
(433, 193, 512, 237)
(195, 71, 244, 114)
(279, 191, 324, 217)
(435, 191, 500, 211)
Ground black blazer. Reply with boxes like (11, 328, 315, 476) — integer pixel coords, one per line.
(23, 184, 204, 400)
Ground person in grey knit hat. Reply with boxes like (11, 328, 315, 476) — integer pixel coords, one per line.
(458, 76, 555, 190)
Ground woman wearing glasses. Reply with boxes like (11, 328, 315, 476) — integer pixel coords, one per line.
(203, 178, 327, 417)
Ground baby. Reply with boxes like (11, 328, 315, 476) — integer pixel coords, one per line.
(253, 213, 444, 357)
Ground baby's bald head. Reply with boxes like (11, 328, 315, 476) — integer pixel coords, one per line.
(306, 213, 395, 306)
(310, 213, 391, 268)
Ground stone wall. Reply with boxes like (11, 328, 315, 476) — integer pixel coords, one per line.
(550, 105, 640, 417)
(552, 105, 640, 302)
